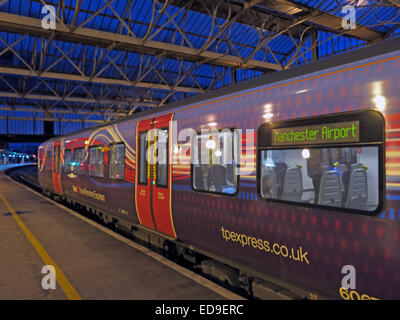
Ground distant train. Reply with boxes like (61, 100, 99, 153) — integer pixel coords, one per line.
(38, 37, 400, 300)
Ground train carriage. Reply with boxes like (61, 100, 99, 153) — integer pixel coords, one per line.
(38, 37, 400, 300)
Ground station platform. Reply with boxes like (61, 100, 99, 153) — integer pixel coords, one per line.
(0, 168, 241, 300)
(0, 163, 35, 171)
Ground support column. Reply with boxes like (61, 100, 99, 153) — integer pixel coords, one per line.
(33, 112, 36, 134)
(231, 68, 237, 85)
(6, 111, 8, 134)
(310, 29, 319, 62)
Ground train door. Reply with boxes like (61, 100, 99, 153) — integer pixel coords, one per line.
(53, 141, 62, 194)
(135, 114, 176, 238)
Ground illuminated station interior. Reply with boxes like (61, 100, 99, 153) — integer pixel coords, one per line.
(1, 0, 400, 302)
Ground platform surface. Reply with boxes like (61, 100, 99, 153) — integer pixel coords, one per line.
(0, 169, 232, 300)
(0, 163, 34, 171)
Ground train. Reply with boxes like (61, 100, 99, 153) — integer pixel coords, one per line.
(38, 37, 400, 300)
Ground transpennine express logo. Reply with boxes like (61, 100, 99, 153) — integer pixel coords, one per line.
(72, 185, 106, 202)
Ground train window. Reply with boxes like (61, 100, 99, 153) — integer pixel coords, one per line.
(109, 143, 125, 180)
(191, 129, 239, 195)
(73, 147, 86, 175)
(156, 129, 168, 187)
(257, 110, 385, 216)
(138, 132, 148, 185)
(64, 149, 73, 174)
(89, 145, 104, 178)
(38, 148, 43, 168)
(46, 150, 52, 171)
(54, 146, 60, 173)
(260, 147, 379, 211)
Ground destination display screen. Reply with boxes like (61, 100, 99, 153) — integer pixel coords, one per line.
(271, 120, 360, 146)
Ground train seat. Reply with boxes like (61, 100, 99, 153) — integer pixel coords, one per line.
(207, 165, 229, 193)
(345, 167, 368, 209)
(275, 162, 288, 198)
(317, 170, 342, 207)
(331, 163, 347, 203)
(281, 167, 303, 202)
(193, 165, 207, 190)
(261, 167, 278, 198)
(226, 163, 235, 185)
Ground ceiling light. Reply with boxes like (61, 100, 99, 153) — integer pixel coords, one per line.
(302, 149, 310, 159)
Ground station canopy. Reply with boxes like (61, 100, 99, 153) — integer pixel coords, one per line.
(0, 0, 399, 135)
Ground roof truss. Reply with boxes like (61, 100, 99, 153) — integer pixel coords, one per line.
(0, 0, 397, 130)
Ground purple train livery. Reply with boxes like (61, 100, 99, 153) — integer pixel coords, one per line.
(38, 37, 400, 300)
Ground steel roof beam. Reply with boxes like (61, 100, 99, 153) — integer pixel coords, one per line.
(0, 91, 159, 108)
(264, 0, 382, 41)
(0, 12, 282, 72)
(182, 0, 383, 42)
(0, 105, 127, 117)
(0, 65, 202, 94)
(0, 97, 134, 114)
(0, 115, 105, 124)
(35, 0, 290, 55)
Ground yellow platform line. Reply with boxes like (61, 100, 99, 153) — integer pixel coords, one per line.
(0, 193, 82, 300)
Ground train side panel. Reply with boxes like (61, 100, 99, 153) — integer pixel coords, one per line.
(37, 47, 400, 300)
(38, 140, 54, 193)
(170, 49, 400, 299)
(59, 122, 138, 225)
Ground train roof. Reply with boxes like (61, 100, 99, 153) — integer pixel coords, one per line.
(43, 36, 400, 144)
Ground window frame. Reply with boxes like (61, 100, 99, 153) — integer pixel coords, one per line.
(64, 148, 73, 174)
(155, 127, 169, 188)
(138, 131, 148, 185)
(89, 144, 105, 178)
(108, 142, 125, 181)
(54, 146, 60, 173)
(45, 150, 52, 171)
(257, 109, 385, 216)
(73, 147, 86, 176)
(190, 127, 240, 197)
(38, 147, 43, 168)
